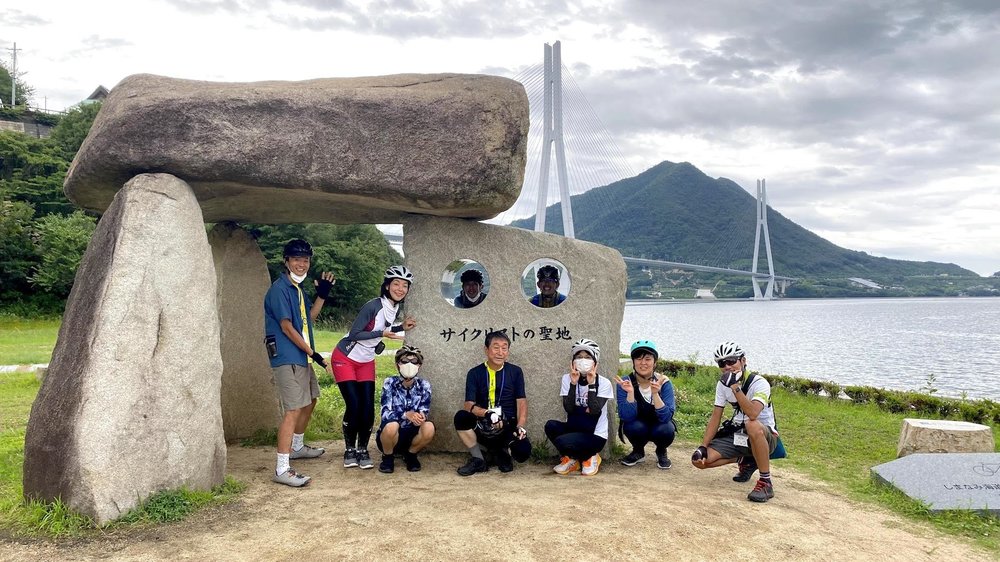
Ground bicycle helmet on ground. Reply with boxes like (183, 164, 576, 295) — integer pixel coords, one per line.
(630, 340, 659, 361)
(571, 338, 601, 363)
(714, 341, 745, 361)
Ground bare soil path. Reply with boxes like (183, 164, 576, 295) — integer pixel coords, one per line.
(2, 440, 994, 561)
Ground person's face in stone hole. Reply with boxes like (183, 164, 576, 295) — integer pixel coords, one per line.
(537, 277, 559, 297)
(285, 256, 311, 278)
(462, 279, 483, 299)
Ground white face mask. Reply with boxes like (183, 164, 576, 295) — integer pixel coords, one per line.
(574, 358, 595, 374)
(399, 363, 419, 379)
(289, 272, 307, 284)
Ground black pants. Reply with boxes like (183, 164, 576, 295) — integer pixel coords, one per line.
(621, 418, 676, 453)
(339, 380, 375, 449)
(544, 420, 606, 461)
(453, 410, 532, 462)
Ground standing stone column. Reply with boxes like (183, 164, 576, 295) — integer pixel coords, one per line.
(208, 222, 282, 441)
(23, 173, 226, 524)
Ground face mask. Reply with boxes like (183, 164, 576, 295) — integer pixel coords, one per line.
(399, 363, 419, 379)
(289, 272, 307, 284)
(574, 358, 595, 374)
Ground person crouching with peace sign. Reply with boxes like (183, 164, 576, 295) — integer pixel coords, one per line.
(614, 340, 677, 470)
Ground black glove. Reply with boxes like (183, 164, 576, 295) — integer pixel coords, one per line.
(311, 352, 327, 369)
(316, 278, 334, 300)
(691, 446, 708, 462)
(719, 371, 740, 387)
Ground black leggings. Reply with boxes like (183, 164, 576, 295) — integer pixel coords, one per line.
(338, 380, 375, 449)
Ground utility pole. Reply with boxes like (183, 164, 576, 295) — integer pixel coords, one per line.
(8, 42, 19, 107)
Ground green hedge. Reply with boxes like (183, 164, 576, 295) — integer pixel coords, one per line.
(658, 359, 1000, 425)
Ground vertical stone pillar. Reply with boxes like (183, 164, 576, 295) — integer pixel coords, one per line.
(401, 216, 627, 452)
(208, 223, 282, 441)
(23, 173, 226, 524)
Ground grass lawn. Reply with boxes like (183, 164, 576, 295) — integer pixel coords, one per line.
(1, 321, 997, 553)
(0, 317, 61, 365)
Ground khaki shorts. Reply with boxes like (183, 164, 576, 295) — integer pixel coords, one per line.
(272, 364, 320, 412)
(709, 426, 777, 461)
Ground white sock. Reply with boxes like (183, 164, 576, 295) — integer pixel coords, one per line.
(292, 433, 304, 451)
(276, 453, 290, 476)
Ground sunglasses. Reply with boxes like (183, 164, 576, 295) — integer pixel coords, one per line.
(717, 357, 740, 367)
(398, 359, 420, 365)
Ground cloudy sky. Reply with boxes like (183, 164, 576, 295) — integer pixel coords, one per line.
(3, 0, 999, 275)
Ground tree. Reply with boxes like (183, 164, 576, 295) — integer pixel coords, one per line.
(0, 131, 72, 216)
(0, 62, 34, 108)
(0, 197, 37, 299)
(30, 210, 97, 297)
(49, 102, 101, 159)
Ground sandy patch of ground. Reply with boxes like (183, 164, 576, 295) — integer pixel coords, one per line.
(2, 440, 993, 561)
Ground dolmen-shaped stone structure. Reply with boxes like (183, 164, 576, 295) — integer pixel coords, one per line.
(24, 71, 627, 523)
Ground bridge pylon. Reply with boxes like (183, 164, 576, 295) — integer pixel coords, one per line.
(534, 40, 575, 239)
(751, 179, 776, 300)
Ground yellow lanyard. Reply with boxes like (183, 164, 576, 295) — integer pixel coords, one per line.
(486, 363, 504, 409)
(294, 282, 311, 364)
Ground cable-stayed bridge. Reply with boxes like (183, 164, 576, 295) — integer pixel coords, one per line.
(388, 41, 795, 300)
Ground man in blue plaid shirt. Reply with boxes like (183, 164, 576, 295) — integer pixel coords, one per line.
(377, 345, 435, 473)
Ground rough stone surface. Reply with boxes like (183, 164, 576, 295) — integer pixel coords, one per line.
(400, 216, 627, 452)
(64, 73, 529, 224)
(897, 418, 995, 457)
(871, 453, 1000, 514)
(209, 223, 282, 442)
(23, 173, 226, 524)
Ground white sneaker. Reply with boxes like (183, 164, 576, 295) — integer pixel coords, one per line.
(581, 454, 602, 476)
(553, 456, 579, 475)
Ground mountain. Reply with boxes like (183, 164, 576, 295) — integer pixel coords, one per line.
(510, 160, 975, 280)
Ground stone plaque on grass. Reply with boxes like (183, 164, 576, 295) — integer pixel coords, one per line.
(871, 453, 1000, 514)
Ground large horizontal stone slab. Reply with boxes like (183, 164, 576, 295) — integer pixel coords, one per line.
(871, 453, 1000, 514)
(64, 73, 529, 224)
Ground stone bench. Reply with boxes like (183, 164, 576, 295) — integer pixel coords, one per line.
(897, 418, 995, 458)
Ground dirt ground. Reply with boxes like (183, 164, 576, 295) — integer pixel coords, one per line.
(2, 440, 995, 562)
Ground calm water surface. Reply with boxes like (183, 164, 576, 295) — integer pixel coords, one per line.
(621, 297, 1000, 400)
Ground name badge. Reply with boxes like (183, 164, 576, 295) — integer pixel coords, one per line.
(733, 432, 749, 447)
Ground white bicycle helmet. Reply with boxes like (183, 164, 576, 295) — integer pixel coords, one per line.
(384, 265, 414, 283)
(571, 338, 601, 363)
(714, 341, 745, 361)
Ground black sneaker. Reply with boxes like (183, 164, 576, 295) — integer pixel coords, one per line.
(457, 456, 488, 476)
(748, 478, 774, 502)
(733, 456, 758, 482)
(403, 452, 421, 472)
(620, 450, 645, 467)
(656, 450, 672, 470)
(356, 448, 374, 469)
(495, 449, 514, 473)
(378, 454, 394, 473)
(343, 448, 358, 468)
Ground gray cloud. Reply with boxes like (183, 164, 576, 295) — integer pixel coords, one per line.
(0, 9, 49, 27)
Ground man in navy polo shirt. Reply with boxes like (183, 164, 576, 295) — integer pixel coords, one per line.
(453, 331, 532, 476)
(264, 239, 335, 487)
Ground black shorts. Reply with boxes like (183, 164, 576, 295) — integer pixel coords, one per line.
(376, 422, 420, 454)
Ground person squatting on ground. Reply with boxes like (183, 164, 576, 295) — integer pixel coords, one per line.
(332, 266, 417, 470)
(377, 345, 435, 473)
(691, 342, 780, 503)
(615, 340, 677, 470)
(454, 331, 532, 475)
(529, 265, 566, 308)
(544, 338, 614, 476)
(453, 268, 487, 309)
(263, 239, 336, 487)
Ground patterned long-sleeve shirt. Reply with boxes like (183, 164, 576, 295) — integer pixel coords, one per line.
(380, 376, 432, 428)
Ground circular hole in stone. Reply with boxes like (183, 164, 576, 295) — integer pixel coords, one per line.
(522, 259, 570, 308)
(441, 259, 490, 308)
